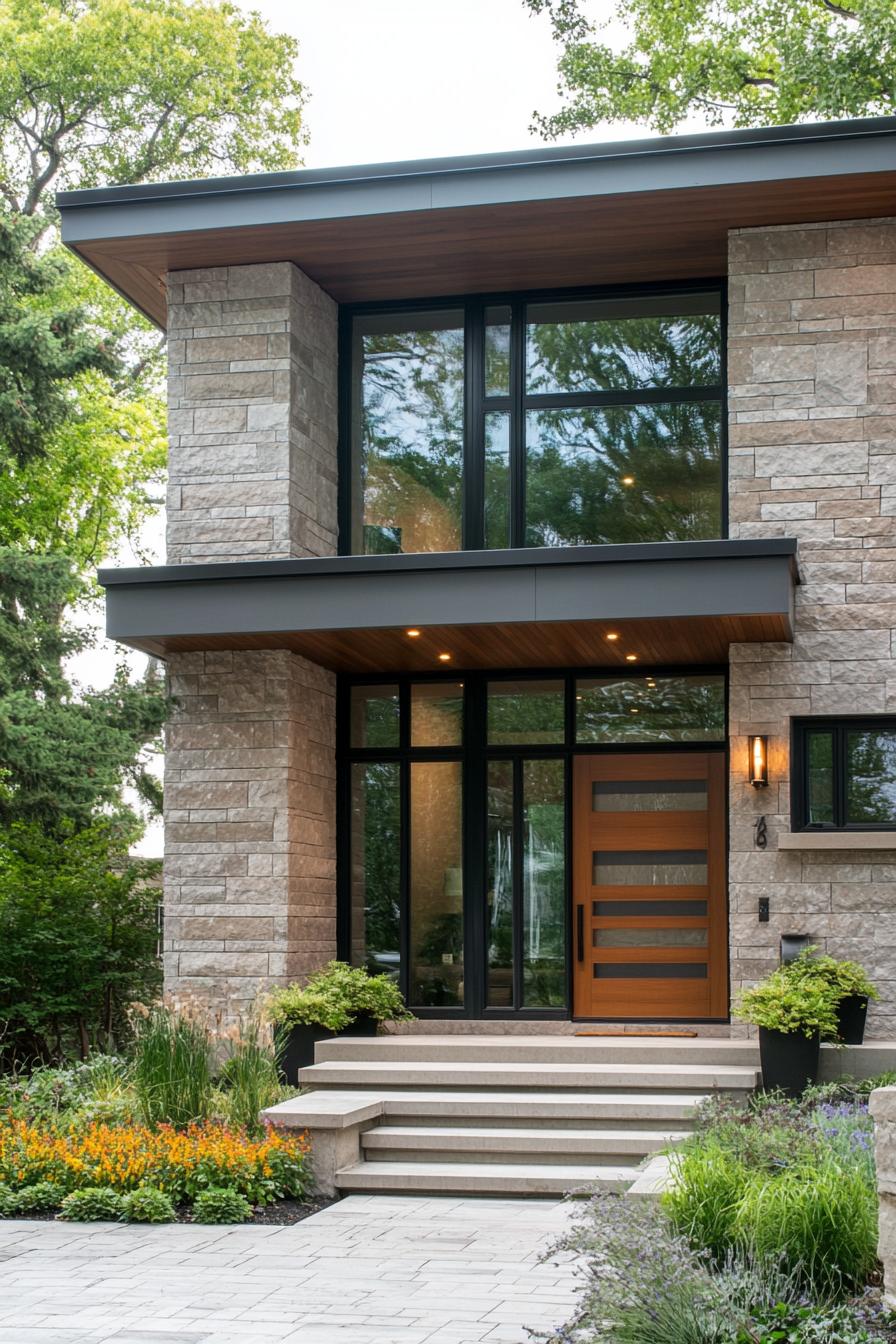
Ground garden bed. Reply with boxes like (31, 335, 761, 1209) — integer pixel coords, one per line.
(2, 1195, 335, 1226)
(543, 1078, 896, 1344)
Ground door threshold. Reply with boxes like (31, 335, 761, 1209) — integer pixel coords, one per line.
(574, 1029, 699, 1038)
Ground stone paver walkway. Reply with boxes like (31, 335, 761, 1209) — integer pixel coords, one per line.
(0, 1196, 581, 1344)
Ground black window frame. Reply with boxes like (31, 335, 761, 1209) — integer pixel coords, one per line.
(338, 278, 728, 556)
(792, 716, 896, 832)
(338, 664, 728, 1020)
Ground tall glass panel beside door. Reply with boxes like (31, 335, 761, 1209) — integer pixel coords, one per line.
(409, 761, 464, 1007)
(573, 752, 726, 1019)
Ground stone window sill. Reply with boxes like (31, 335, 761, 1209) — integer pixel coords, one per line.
(778, 832, 896, 851)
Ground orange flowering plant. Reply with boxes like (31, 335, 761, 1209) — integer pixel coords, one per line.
(0, 1115, 310, 1206)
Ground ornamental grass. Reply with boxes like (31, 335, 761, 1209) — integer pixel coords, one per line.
(0, 1115, 310, 1206)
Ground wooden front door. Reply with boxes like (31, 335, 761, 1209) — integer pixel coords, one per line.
(572, 752, 727, 1020)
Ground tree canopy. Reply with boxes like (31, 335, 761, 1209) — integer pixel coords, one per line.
(526, 0, 896, 136)
(0, 0, 307, 219)
(0, 0, 308, 842)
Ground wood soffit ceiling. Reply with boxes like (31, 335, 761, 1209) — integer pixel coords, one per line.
(73, 170, 896, 325)
(125, 613, 792, 673)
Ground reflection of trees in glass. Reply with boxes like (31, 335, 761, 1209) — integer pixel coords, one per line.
(359, 322, 464, 553)
(807, 732, 834, 825)
(355, 303, 722, 552)
(526, 402, 721, 547)
(352, 763, 401, 976)
(847, 731, 896, 824)
(576, 676, 726, 743)
(526, 310, 721, 547)
(350, 686, 399, 748)
(488, 682, 565, 744)
(523, 760, 566, 1008)
(487, 762, 514, 1006)
(527, 312, 721, 393)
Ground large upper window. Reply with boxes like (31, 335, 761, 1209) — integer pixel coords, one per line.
(345, 286, 724, 555)
(793, 719, 896, 830)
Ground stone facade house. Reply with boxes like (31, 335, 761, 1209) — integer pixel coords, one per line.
(58, 116, 896, 1037)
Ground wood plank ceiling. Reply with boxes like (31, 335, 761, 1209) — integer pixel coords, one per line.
(74, 171, 896, 324)
(134, 612, 791, 672)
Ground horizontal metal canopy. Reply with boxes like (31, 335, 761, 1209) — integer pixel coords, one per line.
(100, 539, 798, 673)
(57, 117, 896, 325)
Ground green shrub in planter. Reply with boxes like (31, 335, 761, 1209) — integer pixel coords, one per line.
(267, 961, 412, 1032)
(122, 1187, 176, 1223)
(734, 968, 839, 1095)
(268, 961, 413, 1081)
(59, 1187, 126, 1222)
(787, 948, 879, 1044)
(192, 1187, 252, 1224)
(734, 969, 839, 1039)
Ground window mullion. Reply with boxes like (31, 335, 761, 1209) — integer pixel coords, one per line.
(510, 301, 526, 548)
(464, 301, 485, 551)
(512, 755, 524, 1011)
(835, 725, 847, 828)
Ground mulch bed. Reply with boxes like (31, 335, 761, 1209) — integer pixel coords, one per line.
(2, 1196, 336, 1226)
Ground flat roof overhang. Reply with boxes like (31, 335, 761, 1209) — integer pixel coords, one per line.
(99, 539, 798, 673)
(57, 117, 896, 326)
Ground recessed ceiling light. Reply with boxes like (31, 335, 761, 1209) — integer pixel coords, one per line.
(438, 652, 452, 662)
(630, 707, 639, 714)
(406, 629, 421, 637)
(625, 653, 638, 662)
(621, 475, 635, 487)
(606, 632, 620, 642)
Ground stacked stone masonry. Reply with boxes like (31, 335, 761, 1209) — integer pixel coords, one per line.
(167, 262, 337, 565)
(728, 217, 896, 1036)
(163, 263, 338, 1011)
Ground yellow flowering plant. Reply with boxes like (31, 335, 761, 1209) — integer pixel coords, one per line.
(0, 1116, 310, 1207)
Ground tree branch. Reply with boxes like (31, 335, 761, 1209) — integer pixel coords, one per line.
(819, 0, 858, 18)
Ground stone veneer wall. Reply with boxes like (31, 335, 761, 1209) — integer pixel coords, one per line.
(166, 263, 337, 564)
(163, 263, 338, 1011)
(728, 218, 896, 1036)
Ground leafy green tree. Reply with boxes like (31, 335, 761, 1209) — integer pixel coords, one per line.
(526, 0, 896, 136)
(0, 818, 161, 1063)
(0, 0, 308, 841)
(0, 0, 307, 222)
(0, 213, 118, 467)
(0, 224, 166, 566)
(0, 551, 166, 831)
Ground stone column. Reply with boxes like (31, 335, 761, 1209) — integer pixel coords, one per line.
(871, 1085, 896, 1305)
(166, 262, 337, 564)
(162, 263, 338, 1013)
(727, 218, 896, 1035)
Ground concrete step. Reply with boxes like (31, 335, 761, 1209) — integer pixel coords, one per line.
(361, 1124, 687, 1163)
(298, 1058, 760, 1093)
(335, 1159, 640, 1196)
(316, 1034, 759, 1067)
(377, 1088, 721, 1122)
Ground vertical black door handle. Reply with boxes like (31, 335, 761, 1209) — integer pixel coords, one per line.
(576, 904, 585, 962)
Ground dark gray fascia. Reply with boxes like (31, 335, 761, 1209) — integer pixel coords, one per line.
(99, 537, 798, 587)
(101, 539, 798, 647)
(57, 117, 896, 246)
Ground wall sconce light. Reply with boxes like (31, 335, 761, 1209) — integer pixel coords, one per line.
(749, 734, 769, 789)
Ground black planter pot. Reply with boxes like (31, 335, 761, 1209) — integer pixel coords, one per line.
(835, 994, 869, 1045)
(758, 1027, 820, 1098)
(279, 1013, 380, 1085)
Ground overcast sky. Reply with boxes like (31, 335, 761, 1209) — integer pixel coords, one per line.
(72, 0, 698, 853)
